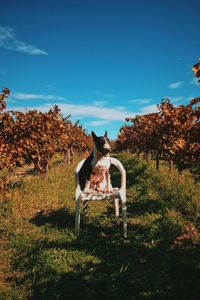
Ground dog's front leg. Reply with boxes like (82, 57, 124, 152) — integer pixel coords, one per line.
(83, 180, 91, 194)
(105, 171, 113, 193)
(83, 180, 97, 194)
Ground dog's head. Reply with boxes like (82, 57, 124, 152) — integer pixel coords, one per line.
(91, 131, 111, 156)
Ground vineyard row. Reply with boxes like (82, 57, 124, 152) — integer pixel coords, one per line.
(0, 88, 92, 190)
(115, 97, 200, 181)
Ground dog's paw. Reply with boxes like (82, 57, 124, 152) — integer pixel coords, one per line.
(96, 187, 106, 193)
(107, 187, 119, 194)
(90, 189, 98, 194)
(83, 187, 98, 194)
(83, 188, 91, 194)
(106, 188, 113, 194)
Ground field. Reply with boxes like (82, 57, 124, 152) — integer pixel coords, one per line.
(0, 153, 200, 300)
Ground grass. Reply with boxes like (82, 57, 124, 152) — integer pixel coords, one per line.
(0, 153, 200, 299)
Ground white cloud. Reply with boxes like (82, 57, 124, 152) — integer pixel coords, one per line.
(0, 26, 14, 40)
(168, 81, 182, 89)
(163, 96, 183, 102)
(13, 40, 47, 55)
(47, 103, 134, 121)
(115, 106, 126, 110)
(13, 93, 65, 101)
(190, 78, 199, 86)
(87, 120, 110, 126)
(186, 96, 196, 101)
(10, 102, 135, 121)
(0, 26, 48, 55)
(139, 104, 158, 114)
(93, 100, 108, 107)
(129, 98, 151, 104)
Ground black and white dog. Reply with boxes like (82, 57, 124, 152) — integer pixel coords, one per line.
(78, 131, 113, 194)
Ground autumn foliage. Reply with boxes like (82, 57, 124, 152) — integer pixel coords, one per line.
(0, 88, 91, 189)
(116, 98, 200, 181)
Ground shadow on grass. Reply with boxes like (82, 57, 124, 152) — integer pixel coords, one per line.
(128, 198, 166, 216)
(12, 207, 200, 300)
(30, 207, 74, 229)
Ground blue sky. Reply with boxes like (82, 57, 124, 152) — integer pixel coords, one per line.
(0, 0, 200, 139)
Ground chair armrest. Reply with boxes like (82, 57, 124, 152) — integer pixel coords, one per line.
(110, 157, 126, 196)
(75, 171, 83, 200)
(75, 159, 86, 200)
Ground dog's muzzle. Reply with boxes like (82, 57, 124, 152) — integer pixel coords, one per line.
(104, 148, 110, 154)
(103, 146, 111, 155)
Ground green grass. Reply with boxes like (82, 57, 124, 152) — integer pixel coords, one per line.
(0, 153, 200, 299)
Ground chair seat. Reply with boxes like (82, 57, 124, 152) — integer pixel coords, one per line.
(81, 190, 120, 201)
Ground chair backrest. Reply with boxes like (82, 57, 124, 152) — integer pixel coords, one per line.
(75, 157, 126, 190)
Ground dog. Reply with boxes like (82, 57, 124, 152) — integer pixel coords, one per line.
(78, 130, 114, 194)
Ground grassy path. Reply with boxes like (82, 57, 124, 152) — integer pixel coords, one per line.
(0, 153, 200, 299)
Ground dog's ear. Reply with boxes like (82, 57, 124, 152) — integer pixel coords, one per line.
(91, 131, 97, 140)
(104, 130, 108, 138)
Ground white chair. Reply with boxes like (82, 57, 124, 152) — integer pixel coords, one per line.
(75, 157, 127, 237)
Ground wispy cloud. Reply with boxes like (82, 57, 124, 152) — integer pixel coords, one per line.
(168, 81, 182, 89)
(10, 102, 135, 121)
(43, 103, 134, 121)
(13, 92, 65, 101)
(115, 106, 126, 110)
(129, 98, 151, 104)
(185, 96, 198, 101)
(139, 104, 158, 114)
(190, 78, 199, 86)
(0, 26, 48, 55)
(163, 96, 183, 103)
(87, 120, 110, 126)
(92, 100, 108, 107)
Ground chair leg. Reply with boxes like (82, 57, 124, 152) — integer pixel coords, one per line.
(83, 200, 89, 224)
(114, 198, 119, 217)
(120, 195, 127, 238)
(75, 196, 81, 235)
